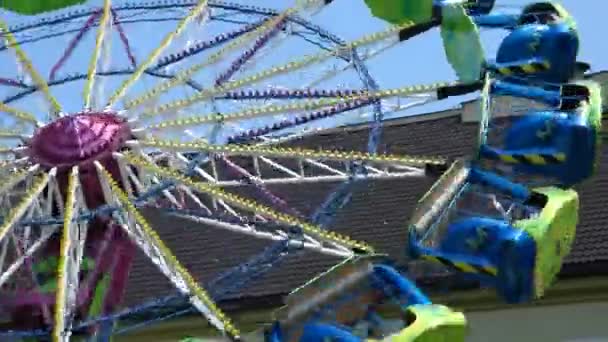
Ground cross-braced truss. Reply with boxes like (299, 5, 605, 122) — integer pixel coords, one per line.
(132, 140, 437, 186)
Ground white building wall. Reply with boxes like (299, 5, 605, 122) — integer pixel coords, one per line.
(465, 301, 608, 342)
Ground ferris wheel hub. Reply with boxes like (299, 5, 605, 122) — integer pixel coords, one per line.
(27, 111, 131, 169)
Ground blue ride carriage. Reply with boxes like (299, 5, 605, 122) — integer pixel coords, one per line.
(408, 160, 579, 303)
(476, 2, 589, 84)
(403, 0, 598, 308)
(435, 0, 602, 187)
(478, 80, 602, 187)
(473, 2, 602, 187)
(264, 256, 467, 341)
(364, 1, 589, 84)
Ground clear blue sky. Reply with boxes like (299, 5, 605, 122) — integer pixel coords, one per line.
(0, 0, 604, 135)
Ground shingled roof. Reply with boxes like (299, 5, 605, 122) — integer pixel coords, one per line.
(123, 82, 608, 310)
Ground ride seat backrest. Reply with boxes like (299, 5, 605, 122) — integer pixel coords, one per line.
(409, 160, 469, 238)
(275, 256, 385, 340)
(518, 2, 561, 25)
(465, 0, 495, 15)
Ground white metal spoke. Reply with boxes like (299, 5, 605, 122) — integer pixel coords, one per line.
(305, 39, 400, 88)
(11, 227, 55, 325)
(176, 185, 213, 215)
(123, 221, 227, 321)
(0, 238, 7, 274)
(113, 152, 135, 197)
(106, 0, 210, 107)
(123, 153, 373, 254)
(0, 170, 48, 243)
(130, 151, 250, 219)
(94, 161, 239, 338)
(54, 167, 87, 342)
(114, 153, 358, 257)
(0, 164, 39, 196)
(142, 147, 430, 187)
(83, 0, 112, 109)
(0, 167, 54, 330)
(125, 150, 183, 207)
(255, 98, 435, 146)
(172, 213, 352, 258)
(0, 226, 57, 288)
(0, 20, 63, 115)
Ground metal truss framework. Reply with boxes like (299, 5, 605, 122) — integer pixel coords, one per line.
(144, 146, 429, 186)
(0, 145, 432, 275)
(116, 150, 366, 257)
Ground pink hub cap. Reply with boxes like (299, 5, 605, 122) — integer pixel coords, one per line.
(28, 112, 130, 168)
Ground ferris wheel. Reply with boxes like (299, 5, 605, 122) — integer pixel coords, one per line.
(0, 0, 455, 340)
(0, 0, 601, 341)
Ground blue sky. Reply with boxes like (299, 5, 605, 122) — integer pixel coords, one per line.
(0, 0, 604, 139)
